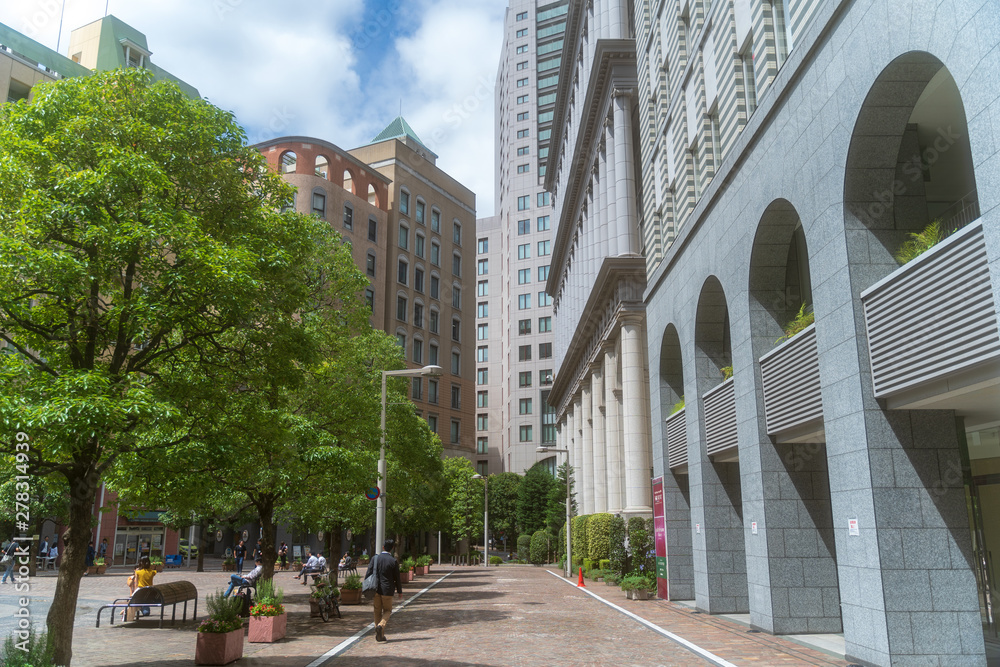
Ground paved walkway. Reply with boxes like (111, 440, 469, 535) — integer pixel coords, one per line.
(3, 565, 851, 666)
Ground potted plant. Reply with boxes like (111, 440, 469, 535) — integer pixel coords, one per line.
(93, 557, 107, 575)
(248, 578, 286, 643)
(291, 558, 303, 572)
(620, 574, 654, 600)
(340, 573, 362, 605)
(150, 556, 164, 572)
(195, 592, 244, 665)
(604, 572, 621, 587)
(401, 557, 416, 581)
(417, 555, 433, 575)
(221, 557, 235, 572)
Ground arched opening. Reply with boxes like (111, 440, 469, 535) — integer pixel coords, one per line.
(694, 277, 731, 386)
(315, 155, 330, 179)
(343, 169, 356, 195)
(659, 324, 684, 422)
(368, 184, 378, 207)
(279, 150, 297, 175)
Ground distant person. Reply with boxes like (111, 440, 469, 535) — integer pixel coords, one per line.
(278, 542, 288, 570)
(295, 552, 321, 585)
(1, 537, 18, 584)
(86, 541, 96, 567)
(234, 540, 247, 576)
(365, 539, 403, 642)
(48, 542, 59, 570)
(38, 536, 49, 569)
(223, 556, 263, 597)
(99, 538, 108, 560)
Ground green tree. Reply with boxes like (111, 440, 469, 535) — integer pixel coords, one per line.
(516, 462, 554, 536)
(545, 461, 575, 537)
(0, 68, 332, 665)
(486, 472, 521, 551)
(443, 457, 482, 556)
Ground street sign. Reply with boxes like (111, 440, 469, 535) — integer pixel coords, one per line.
(366, 487, 380, 500)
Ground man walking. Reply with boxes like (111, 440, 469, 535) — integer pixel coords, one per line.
(234, 539, 247, 576)
(365, 539, 402, 642)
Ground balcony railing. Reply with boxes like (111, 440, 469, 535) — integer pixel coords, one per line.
(759, 323, 824, 439)
(665, 408, 688, 469)
(703, 378, 738, 457)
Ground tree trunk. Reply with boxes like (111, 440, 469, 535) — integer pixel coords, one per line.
(196, 518, 207, 572)
(29, 517, 44, 578)
(254, 495, 276, 581)
(47, 468, 98, 666)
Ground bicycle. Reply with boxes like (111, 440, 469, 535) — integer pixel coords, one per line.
(309, 572, 341, 621)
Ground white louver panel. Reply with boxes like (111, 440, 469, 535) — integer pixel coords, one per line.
(665, 409, 688, 469)
(759, 324, 823, 435)
(862, 221, 1000, 398)
(703, 378, 738, 456)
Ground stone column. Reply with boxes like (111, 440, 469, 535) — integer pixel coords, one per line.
(591, 363, 608, 513)
(604, 117, 619, 257)
(612, 89, 641, 256)
(581, 379, 595, 515)
(621, 317, 652, 514)
(604, 342, 624, 514)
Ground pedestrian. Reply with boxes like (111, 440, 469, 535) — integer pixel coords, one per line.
(365, 538, 402, 642)
(1, 537, 18, 584)
(38, 535, 49, 570)
(84, 540, 95, 575)
(253, 539, 262, 561)
(234, 539, 247, 576)
(99, 538, 108, 560)
(223, 556, 264, 597)
(48, 541, 59, 570)
(278, 542, 288, 570)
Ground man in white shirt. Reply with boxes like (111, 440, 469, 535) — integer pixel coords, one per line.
(296, 553, 322, 584)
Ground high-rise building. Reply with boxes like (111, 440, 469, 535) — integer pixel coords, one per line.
(481, 0, 568, 477)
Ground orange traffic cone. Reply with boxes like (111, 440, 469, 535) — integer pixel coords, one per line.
(577, 567, 585, 588)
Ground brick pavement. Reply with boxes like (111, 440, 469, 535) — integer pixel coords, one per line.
(3, 564, 853, 666)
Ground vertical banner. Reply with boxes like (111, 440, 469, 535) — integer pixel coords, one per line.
(652, 476, 668, 600)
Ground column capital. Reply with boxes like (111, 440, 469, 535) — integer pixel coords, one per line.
(612, 87, 635, 100)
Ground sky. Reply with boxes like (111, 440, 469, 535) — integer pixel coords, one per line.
(5, 0, 506, 216)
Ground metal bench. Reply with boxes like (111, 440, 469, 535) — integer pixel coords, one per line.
(96, 581, 198, 628)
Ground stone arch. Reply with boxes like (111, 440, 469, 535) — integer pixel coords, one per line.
(314, 155, 330, 179)
(693, 276, 732, 388)
(342, 168, 356, 195)
(368, 183, 379, 207)
(658, 323, 684, 419)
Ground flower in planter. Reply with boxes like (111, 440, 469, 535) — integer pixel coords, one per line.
(198, 593, 243, 634)
(249, 601, 284, 617)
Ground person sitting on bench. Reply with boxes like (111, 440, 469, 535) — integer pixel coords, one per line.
(223, 557, 264, 597)
(295, 552, 323, 584)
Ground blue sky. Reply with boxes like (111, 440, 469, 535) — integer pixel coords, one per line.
(6, 0, 506, 215)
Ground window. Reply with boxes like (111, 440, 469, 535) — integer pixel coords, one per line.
(413, 338, 423, 364)
(519, 398, 533, 415)
(477, 368, 488, 384)
(538, 316, 552, 332)
(540, 369, 553, 385)
(518, 244, 531, 259)
(430, 275, 440, 299)
(366, 252, 376, 277)
(429, 343, 439, 365)
(415, 200, 425, 225)
(519, 319, 531, 335)
(477, 437, 488, 455)
(537, 215, 550, 230)
(365, 288, 374, 311)
(428, 379, 439, 404)
(450, 420, 460, 444)
(452, 317, 461, 342)
(516, 10, 527, 20)
(414, 267, 425, 293)
(519, 425, 533, 442)
(516, 129, 530, 139)
(516, 28, 527, 38)
(477, 414, 488, 431)
(411, 376, 422, 400)
(452, 253, 462, 277)
(517, 111, 530, 121)
(478, 323, 489, 340)
(396, 296, 407, 322)
(518, 219, 531, 235)
(517, 78, 529, 88)
(427, 414, 438, 433)
(516, 45, 528, 54)
(415, 233, 425, 258)
(397, 332, 406, 349)
(431, 242, 441, 266)
(537, 192, 550, 207)
(518, 269, 531, 284)
(477, 391, 488, 408)
(368, 218, 378, 241)
(478, 238, 489, 254)
(537, 240, 551, 256)
(517, 195, 530, 210)
(517, 164, 530, 174)
(539, 342, 552, 359)
(343, 204, 353, 229)
(477, 346, 489, 362)
(517, 94, 529, 103)
(398, 259, 408, 285)
(519, 345, 532, 361)
(398, 224, 409, 250)
(517, 146, 530, 156)
(430, 310, 440, 334)
(517, 61, 528, 71)
(414, 303, 424, 328)
(431, 209, 441, 232)
(741, 46, 757, 114)
(477, 280, 489, 296)
(538, 291, 552, 307)
(477, 302, 488, 318)
(453, 221, 462, 245)
(452, 285, 462, 309)
(312, 191, 326, 218)
(399, 190, 410, 215)
(476, 461, 488, 476)
(451, 352, 461, 376)
(478, 259, 489, 275)
(537, 265, 549, 281)
(518, 371, 532, 388)
(518, 293, 531, 310)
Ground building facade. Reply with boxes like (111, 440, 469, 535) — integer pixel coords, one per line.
(637, 0, 1000, 664)
(544, 0, 654, 519)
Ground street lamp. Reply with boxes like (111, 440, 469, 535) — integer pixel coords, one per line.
(471, 473, 488, 567)
(537, 446, 571, 577)
(377, 364, 442, 551)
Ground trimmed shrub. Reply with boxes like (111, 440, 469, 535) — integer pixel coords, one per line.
(490, 556, 502, 565)
(582, 558, 594, 573)
(628, 517, 651, 577)
(572, 514, 590, 560)
(599, 559, 610, 571)
(517, 534, 532, 560)
(608, 514, 627, 576)
(529, 530, 549, 565)
(587, 513, 613, 560)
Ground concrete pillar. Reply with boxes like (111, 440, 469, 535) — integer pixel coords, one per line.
(581, 380, 595, 515)
(612, 89, 641, 255)
(591, 364, 608, 513)
(604, 344, 624, 513)
(604, 117, 619, 257)
(621, 319, 651, 514)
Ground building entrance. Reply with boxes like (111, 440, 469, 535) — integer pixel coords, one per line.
(967, 426, 1000, 660)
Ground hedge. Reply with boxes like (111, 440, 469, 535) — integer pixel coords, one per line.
(628, 516, 651, 577)
(608, 514, 627, 576)
(529, 530, 549, 565)
(587, 513, 613, 560)
(572, 514, 590, 560)
(517, 534, 532, 559)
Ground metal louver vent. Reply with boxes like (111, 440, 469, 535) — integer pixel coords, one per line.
(704, 379, 738, 456)
(665, 409, 687, 468)
(861, 221, 1000, 398)
(759, 324, 823, 435)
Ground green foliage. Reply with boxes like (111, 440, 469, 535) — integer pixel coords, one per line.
(776, 303, 815, 344)
(582, 558, 594, 572)
(628, 517, 653, 578)
(529, 530, 549, 565)
(604, 571, 622, 586)
(572, 515, 590, 560)
(489, 556, 502, 565)
(587, 513, 613, 561)
(608, 515, 627, 576)
(342, 574, 362, 590)
(517, 534, 532, 559)
(516, 462, 555, 536)
(487, 472, 522, 545)
(401, 557, 416, 571)
(557, 523, 566, 558)
(620, 574, 655, 592)
(1, 626, 53, 667)
(545, 462, 574, 537)
(443, 458, 483, 550)
(200, 593, 242, 633)
(599, 559, 610, 571)
(416, 555, 433, 567)
(720, 366, 734, 381)
(895, 219, 943, 265)
(669, 396, 685, 415)
(256, 577, 284, 607)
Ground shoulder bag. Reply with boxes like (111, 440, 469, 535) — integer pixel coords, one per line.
(361, 554, 379, 600)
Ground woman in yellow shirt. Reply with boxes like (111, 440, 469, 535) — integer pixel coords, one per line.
(124, 557, 156, 619)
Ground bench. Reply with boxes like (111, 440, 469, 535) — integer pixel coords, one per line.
(96, 581, 198, 628)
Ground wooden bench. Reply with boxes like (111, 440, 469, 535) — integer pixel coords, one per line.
(96, 581, 198, 628)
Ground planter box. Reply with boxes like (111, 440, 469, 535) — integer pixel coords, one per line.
(96, 565, 107, 575)
(87, 566, 98, 575)
(414, 565, 427, 576)
(152, 564, 164, 572)
(221, 563, 234, 572)
(665, 408, 688, 469)
(626, 589, 650, 600)
(759, 323, 824, 441)
(309, 600, 321, 617)
(340, 589, 362, 605)
(248, 612, 286, 643)
(195, 628, 243, 665)
(703, 378, 737, 458)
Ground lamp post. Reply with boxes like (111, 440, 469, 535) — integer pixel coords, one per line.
(377, 364, 442, 551)
(537, 446, 571, 577)
(471, 473, 488, 567)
